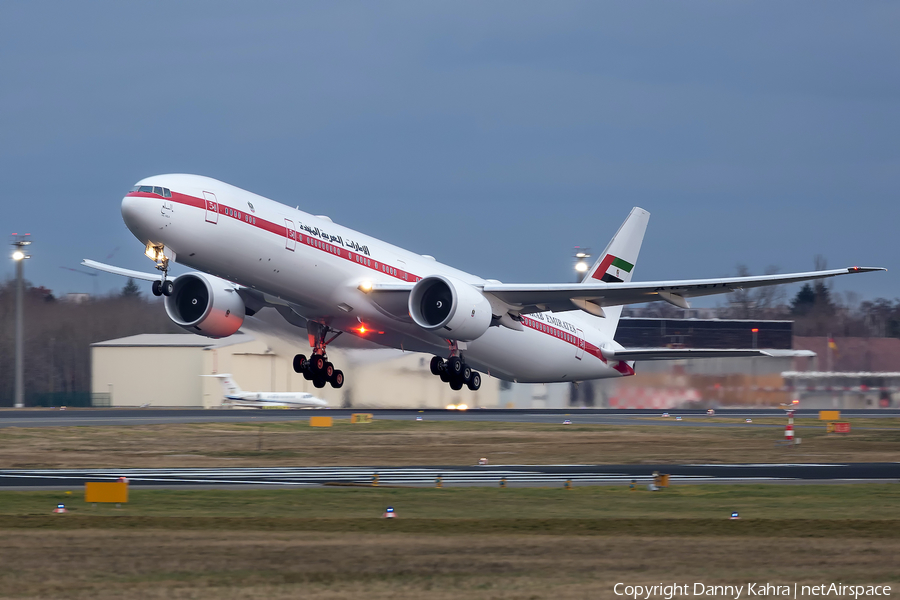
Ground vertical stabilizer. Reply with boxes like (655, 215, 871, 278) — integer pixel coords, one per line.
(581, 207, 650, 337)
(215, 374, 241, 396)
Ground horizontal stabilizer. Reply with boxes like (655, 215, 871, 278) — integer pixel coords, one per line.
(602, 348, 816, 361)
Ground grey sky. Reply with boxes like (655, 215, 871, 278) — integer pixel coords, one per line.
(2, 2, 897, 304)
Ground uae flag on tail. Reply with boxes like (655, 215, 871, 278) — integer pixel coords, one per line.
(592, 254, 634, 283)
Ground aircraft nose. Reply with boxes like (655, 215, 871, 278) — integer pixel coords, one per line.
(121, 194, 153, 243)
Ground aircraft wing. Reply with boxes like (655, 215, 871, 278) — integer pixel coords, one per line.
(81, 259, 160, 281)
(601, 348, 815, 361)
(481, 267, 885, 314)
(82, 259, 306, 323)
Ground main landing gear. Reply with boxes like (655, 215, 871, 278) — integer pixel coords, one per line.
(430, 355, 482, 391)
(292, 323, 344, 389)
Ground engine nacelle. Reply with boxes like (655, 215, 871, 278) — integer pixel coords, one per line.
(163, 273, 245, 338)
(408, 275, 492, 341)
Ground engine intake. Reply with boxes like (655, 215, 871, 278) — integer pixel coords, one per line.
(408, 275, 491, 341)
(164, 273, 244, 338)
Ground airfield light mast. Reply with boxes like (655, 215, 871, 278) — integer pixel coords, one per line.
(11, 234, 32, 408)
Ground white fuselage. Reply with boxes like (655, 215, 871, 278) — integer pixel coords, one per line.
(122, 174, 632, 383)
(225, 392, 327, 408)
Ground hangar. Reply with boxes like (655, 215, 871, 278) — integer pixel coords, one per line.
(91, 333, 500, 409)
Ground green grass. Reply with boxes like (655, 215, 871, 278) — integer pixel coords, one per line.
(1, 486, 898, 539)
(2, 484, 898, 520)
(3, 417, 898, 468)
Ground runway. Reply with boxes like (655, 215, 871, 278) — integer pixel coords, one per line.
(1, 408, 898, 429)
(1, 463, 897, 489)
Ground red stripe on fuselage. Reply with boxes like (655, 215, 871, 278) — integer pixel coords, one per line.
(519, 314, 633, 375)
(126, 190, 422, 283)
(521, 315, 604, 362)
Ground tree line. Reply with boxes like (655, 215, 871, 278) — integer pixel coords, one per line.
(0, 278, 178, 406)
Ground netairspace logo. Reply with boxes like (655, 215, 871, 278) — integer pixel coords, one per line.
(613, 583, 892, 599)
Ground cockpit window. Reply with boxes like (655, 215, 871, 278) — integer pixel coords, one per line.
(133, 185, 172, 197)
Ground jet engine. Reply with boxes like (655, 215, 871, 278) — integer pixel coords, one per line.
(163, 273, 245, 338)
(408, 275, 491, 341)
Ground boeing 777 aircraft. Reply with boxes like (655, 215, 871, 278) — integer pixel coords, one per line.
(84, 174, 884, 391)
(205, 374, 328, 408)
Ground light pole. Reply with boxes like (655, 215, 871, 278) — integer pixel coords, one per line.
(12, 234, 32, 408)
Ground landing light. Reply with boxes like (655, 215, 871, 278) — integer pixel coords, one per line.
(11, 250, 25, 261)
(575, 262, 589, 273)
(359, 280, 373, 293)
(456, 404, 468, 411)
(145, 243, 164, 262)
(446, 404, 457, 410)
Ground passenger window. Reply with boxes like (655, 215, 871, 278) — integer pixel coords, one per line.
(139, 186, 153, 193)
(163, 188, 171, 198)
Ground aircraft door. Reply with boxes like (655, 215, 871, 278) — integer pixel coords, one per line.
(575, 328, 585, 360)
(285, 219, 297, 251)
(203, 192, 219, 224)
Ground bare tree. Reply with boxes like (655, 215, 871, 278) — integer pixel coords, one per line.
(0, 279, 180, 406)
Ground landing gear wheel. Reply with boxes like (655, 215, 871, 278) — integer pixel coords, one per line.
(462, 364, 472, 383)
(324, 362, 334, 378)
(162, 280, 174, 296)
(310, 355, 326, 374)
(151, 280, 162, 297)
(430, 356, 443, 376)
(439, 369, 450, 383)
(447, 356, 463, 377)
(313, 375, 327, 389)
(449, 377, 464, 391)
(330, 370, 344, 389)
(292, 354, 307, 374)
(467, 372, 482, 391)
(302, 369, 313, 381)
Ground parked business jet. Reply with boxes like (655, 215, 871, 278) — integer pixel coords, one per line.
(84, 174, 884, 392)
(205, 374, 327, 408)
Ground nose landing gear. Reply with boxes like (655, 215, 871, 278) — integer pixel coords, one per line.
(147, 243, 174, 297)
(292, 323, 344, 389)
(151, 279, 174, 297)
(430, 355, 482, 391)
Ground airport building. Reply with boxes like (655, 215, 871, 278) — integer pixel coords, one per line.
(91, 333, 499, 409)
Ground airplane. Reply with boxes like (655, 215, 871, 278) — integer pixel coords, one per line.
(84, 174, 885, 392)
(204, 373, 328, 408)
